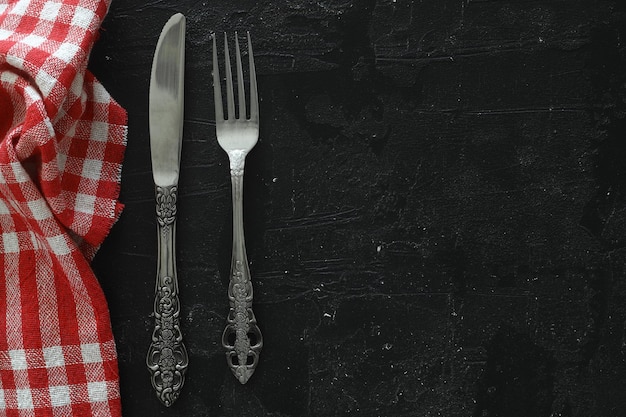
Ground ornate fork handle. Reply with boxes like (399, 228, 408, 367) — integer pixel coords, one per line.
(147, 185, 189, 406)
(221, 151, 263, 384)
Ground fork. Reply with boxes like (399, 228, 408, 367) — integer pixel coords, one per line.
(212, 32, 263, 384)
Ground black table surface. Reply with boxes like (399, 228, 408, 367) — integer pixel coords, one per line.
(89, 1, 626, 416)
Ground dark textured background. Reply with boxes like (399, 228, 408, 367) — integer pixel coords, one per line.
(88, 1, 626, 416)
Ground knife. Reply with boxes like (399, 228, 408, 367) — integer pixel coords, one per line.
(145, 13, 188, 407)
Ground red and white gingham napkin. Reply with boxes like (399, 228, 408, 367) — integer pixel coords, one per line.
(0, 0, 126, 415)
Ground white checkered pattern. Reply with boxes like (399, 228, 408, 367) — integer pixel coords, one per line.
(0, 1, 126, 416)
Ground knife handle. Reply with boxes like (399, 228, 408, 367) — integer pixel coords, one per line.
(221, 170, 263, 384)
(146, 184, 188, 406)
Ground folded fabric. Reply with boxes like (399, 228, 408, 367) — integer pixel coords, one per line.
(0, 0, 126, 416)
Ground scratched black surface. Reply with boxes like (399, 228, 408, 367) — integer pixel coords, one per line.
(89, 1, 626, 416)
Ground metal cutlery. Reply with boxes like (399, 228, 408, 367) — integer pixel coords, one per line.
(212, 32, 263, 384)
(146, 13, 189, 406)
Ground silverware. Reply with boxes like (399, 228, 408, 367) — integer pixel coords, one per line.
(212, 32, 263, 384)
(146, 13, 188, 406)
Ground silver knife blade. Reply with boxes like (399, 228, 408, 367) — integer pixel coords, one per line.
(149, 12, 185, 187)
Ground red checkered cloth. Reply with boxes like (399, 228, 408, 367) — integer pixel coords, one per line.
(0, 0, 126, 416)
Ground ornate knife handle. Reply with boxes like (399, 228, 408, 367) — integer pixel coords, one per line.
(221, 163, 263, 384)
(147, 185, 189, 406)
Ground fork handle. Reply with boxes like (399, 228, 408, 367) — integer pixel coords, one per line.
(147, 184, 189, 406)
(222, 152, 263, 384)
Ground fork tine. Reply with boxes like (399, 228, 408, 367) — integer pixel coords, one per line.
(223, 33, 235, 120)
(212, 34, 224, 122)
(247, 32, 258, 121)
(234, 33, 246, 120)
